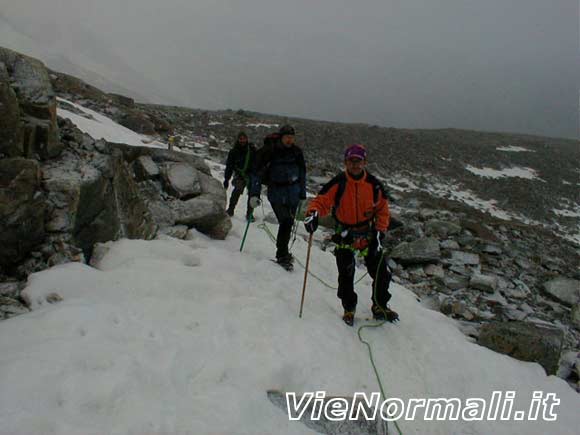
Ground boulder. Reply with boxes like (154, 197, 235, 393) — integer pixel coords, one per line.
(159, 225, 189, 239)
(118, 111, 155, 135)
(470, 273, 499, 293)
(0, 62, 23, 156)
(173, 194, 224, 228)
(450, 251, 480, 266)
(42, 149, 156, 259)
(0, 281, 20, 298)
(133, 155, 160, 181)
(0, 159, 45, 267)
(542, 278, 580, 307)
(160, 163, 202, 199)
(478, 321, 564, 375)
(424, 264, 445, 278)
(571, 304, 580, 329)
(425, 220, 461, 238)
(440, 240, 460, 250)
(0, 47, 61, 159)
(390, 238, 441, 265)
(0, 296, 29, 320)
(108, 93, 135, 108)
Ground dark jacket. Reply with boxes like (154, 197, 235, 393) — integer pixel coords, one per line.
(250, 137, 306, 206)
(224, 141, 256, 182)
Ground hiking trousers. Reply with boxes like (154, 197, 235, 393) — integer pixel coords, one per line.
(335, 247, 392, 312)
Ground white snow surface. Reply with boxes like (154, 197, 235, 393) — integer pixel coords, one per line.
(496, 146, 534, 153)
(1, 206, 579, 434)
(465, 165, 541, 180)
(57, 98, 171, 150)
(246, 123, 279, 128)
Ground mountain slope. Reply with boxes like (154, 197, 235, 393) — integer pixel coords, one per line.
(1, 192, 578, 434)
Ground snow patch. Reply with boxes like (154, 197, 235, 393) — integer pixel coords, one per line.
(57, 98, 170, 150)
(246, 123, 279, 128)
(496, 146, 534, 152)
(2, 212, 579, 434)
(465, 165, 542, 181)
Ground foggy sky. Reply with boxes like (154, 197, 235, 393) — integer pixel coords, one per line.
(2, 0, 578, 138)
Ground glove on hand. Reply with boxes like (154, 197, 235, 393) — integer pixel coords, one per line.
(249, 196, 261, 209)
(304, 211, 319, 234)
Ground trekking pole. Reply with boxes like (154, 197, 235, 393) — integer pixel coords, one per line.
(239, 212, 253, 252)
(299, 232, 314, 318)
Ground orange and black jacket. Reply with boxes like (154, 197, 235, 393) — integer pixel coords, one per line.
(307, 170, 390, 232)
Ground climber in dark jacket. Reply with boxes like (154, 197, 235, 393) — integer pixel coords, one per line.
(224, 131, 257, 220)
(249, 125, 306, 270)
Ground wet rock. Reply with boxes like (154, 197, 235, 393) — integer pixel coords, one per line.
(133, 155, 160, 181)
(470, 273, 499, 293)
(390, 238, 441, 265)
(542, 278, 580, 307)
(450, 251, 480, 266)
(160, 162, 202, 199)
(478, 321, 564, 375)
(425, 220, 461, 238)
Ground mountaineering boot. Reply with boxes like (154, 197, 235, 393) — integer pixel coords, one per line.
(276, 253, 294, 272)
(372, 304, 400, 323)
(342, 310, 355, 327)
(226, 208, 234, 217)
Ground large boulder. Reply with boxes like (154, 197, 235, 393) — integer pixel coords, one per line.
(542, 278, 580, 307)
(118, 112, 155, 135)
(42, 149, 156, 259)
(478, 321, 564, 375)
(390, 238, 441, 265)
(0, 47, 62, 159)
(110, 144, 229, 239)
(0, 62, 23, 157)
(470, 273, 499, 293)
(0, 158, 45, 267)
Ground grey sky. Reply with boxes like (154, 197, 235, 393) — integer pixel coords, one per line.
(1, 0, 578, 138)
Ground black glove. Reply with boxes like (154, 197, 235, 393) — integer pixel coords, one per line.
(223, 179, 229, 189)
(304, 211, 319, 234)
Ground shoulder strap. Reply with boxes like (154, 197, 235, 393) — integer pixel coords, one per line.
(365, 173, 387, 204)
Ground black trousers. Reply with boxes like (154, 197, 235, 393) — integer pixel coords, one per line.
(227, 175, 251, 217)
(271, 202, 298, 259)
(335, 247, 392, 312)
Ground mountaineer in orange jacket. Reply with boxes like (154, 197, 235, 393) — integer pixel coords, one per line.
(304, 144, 399, 326)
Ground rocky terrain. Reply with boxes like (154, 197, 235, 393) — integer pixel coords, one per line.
(1, 46, 579, 391)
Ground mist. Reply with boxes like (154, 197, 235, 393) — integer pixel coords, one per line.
(1, 0, 578, 138)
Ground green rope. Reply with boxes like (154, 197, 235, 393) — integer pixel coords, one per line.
(357, 249, 403, 435)
(257, 222, 368, 289)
